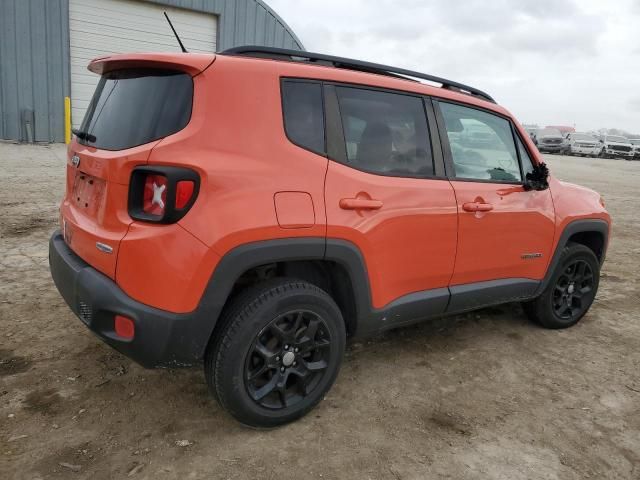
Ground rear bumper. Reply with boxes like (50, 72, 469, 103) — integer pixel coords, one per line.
(49, 231, 207, 368)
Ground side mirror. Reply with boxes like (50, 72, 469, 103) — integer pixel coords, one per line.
(524, 162, 550, 191)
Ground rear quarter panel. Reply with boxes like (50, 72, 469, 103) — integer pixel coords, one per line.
(148, 56, 329, 257)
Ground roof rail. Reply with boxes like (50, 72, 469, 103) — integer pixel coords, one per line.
(222, 45, 496, 103)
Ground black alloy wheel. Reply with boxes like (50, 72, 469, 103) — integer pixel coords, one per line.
(205, 279, 346, 427)
(523, 243, 600, 329)
(245, 309, 332, 409)
(551, 259, 595, 322)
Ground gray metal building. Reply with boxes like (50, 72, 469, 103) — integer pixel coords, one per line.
(0, 0, 303, 143)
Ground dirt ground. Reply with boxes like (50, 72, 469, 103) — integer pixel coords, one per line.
(1, 142, 638, 480)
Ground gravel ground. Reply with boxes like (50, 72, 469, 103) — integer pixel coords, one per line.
(1, 142, 639, 480)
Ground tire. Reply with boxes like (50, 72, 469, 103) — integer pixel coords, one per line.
(205, 278, 346, 428)
(523, 243, 600, 329)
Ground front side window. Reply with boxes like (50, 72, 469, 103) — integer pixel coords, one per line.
(282, 80, 325, 155)
(517, 136, 534, 178)
(440, 102, 522, 182)
(335, 86, 434, 176)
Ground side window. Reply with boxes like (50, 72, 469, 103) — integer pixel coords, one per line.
(440, 102, 522, 182)
(282, 80, 325, 155)
(335, 86, 434, 176)
(516, 136, 534, 178)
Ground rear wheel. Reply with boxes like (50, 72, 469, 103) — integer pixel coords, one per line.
(523, 243, 600, 329)
(205, 279, 346, 427)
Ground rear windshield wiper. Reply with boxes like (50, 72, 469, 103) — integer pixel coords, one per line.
(72, 129, 97, 143)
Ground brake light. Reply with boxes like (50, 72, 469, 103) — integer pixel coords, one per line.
(129, 166, 200, 224)
(143, 174, 168, 216)
(176, 180, 195, 209)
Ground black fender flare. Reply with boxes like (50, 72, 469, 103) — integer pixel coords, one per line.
(535, 219, 609, 296)
(190, 237, 373, 359)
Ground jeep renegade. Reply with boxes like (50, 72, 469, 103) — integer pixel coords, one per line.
(50, 47, 610, 427)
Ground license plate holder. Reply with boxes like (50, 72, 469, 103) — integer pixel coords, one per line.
(72, 172, 105, 215)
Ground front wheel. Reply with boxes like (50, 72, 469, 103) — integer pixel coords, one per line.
(205, 279, 346, 427)
(523, 243, 600, 329)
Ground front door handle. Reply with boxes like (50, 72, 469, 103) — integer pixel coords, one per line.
(462, 202, 493, 212)
(339, 198, 383, 210)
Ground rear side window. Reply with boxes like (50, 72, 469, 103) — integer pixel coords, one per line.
(281, 80, 325, 155)
(335, 87, 434, 176)
(440, 102, 522, 183)
(79, 69, 193, 151)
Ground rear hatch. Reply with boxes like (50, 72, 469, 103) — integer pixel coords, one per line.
(61, 53, 214, 279)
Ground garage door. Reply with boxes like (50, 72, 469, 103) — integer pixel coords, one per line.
(69, 0, 217, 128)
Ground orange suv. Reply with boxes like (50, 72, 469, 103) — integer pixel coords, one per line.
(49, 47, 610, 427)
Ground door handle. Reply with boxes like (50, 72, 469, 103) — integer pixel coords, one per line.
(339, 198, 383, 210)
(462, 202, 493, 212)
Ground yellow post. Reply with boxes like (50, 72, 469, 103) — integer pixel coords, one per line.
(64, 96, 71, 144)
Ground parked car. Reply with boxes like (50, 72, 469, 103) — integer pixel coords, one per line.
(49, 47, 610, 427)
(629, 139, 640, 160)
(534, 128, 569, 154)
(565, 132, 603, 157)
(600, 135, 634, 159)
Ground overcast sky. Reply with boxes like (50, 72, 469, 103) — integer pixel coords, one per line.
(268, 0, 640, 133)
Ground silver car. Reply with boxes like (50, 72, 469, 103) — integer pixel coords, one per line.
(565, 133, 603, 157)
(601, 135, 634, 159)
(534, 128, 569, 154)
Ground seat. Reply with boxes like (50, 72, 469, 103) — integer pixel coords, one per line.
(357, 122, 393, 169)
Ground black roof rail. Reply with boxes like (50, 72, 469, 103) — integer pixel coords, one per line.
(221, 45, 496, 103)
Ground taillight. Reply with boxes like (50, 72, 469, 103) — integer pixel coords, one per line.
(129, 166, 199, 223)
(143, 174, 168, 216)
(176, 180, 195, 209)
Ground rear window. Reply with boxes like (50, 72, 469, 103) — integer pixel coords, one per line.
(78, 69, 193, 151)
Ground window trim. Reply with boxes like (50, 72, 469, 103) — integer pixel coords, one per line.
(323, 81, 444, 180)
(434, 99, 527, 185)
(323, 84, 348, 163)
(280, 78, 328, 157)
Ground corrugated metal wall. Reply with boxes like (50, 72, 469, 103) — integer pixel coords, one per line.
(146, 0, 304, 51)
(0, 0, 303, 143)
(0, 0, 70, 143)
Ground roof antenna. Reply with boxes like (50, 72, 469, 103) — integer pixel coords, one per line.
(164, 12, 188, 53)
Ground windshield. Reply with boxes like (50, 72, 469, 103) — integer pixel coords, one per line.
(79, 69, 193, 151)
(538, 128, 562, 137)
(573, 134, 597, 141)
(607, 135, 628, 143)
(630, 139, 640, 145)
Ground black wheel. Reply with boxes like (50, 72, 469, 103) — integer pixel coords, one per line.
(523, 243, 600, 329)
(205, 279, 346, 427)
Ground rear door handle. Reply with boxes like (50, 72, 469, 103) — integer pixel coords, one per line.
(462, 202, 493, 212)
(339, 198, 383, 210)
